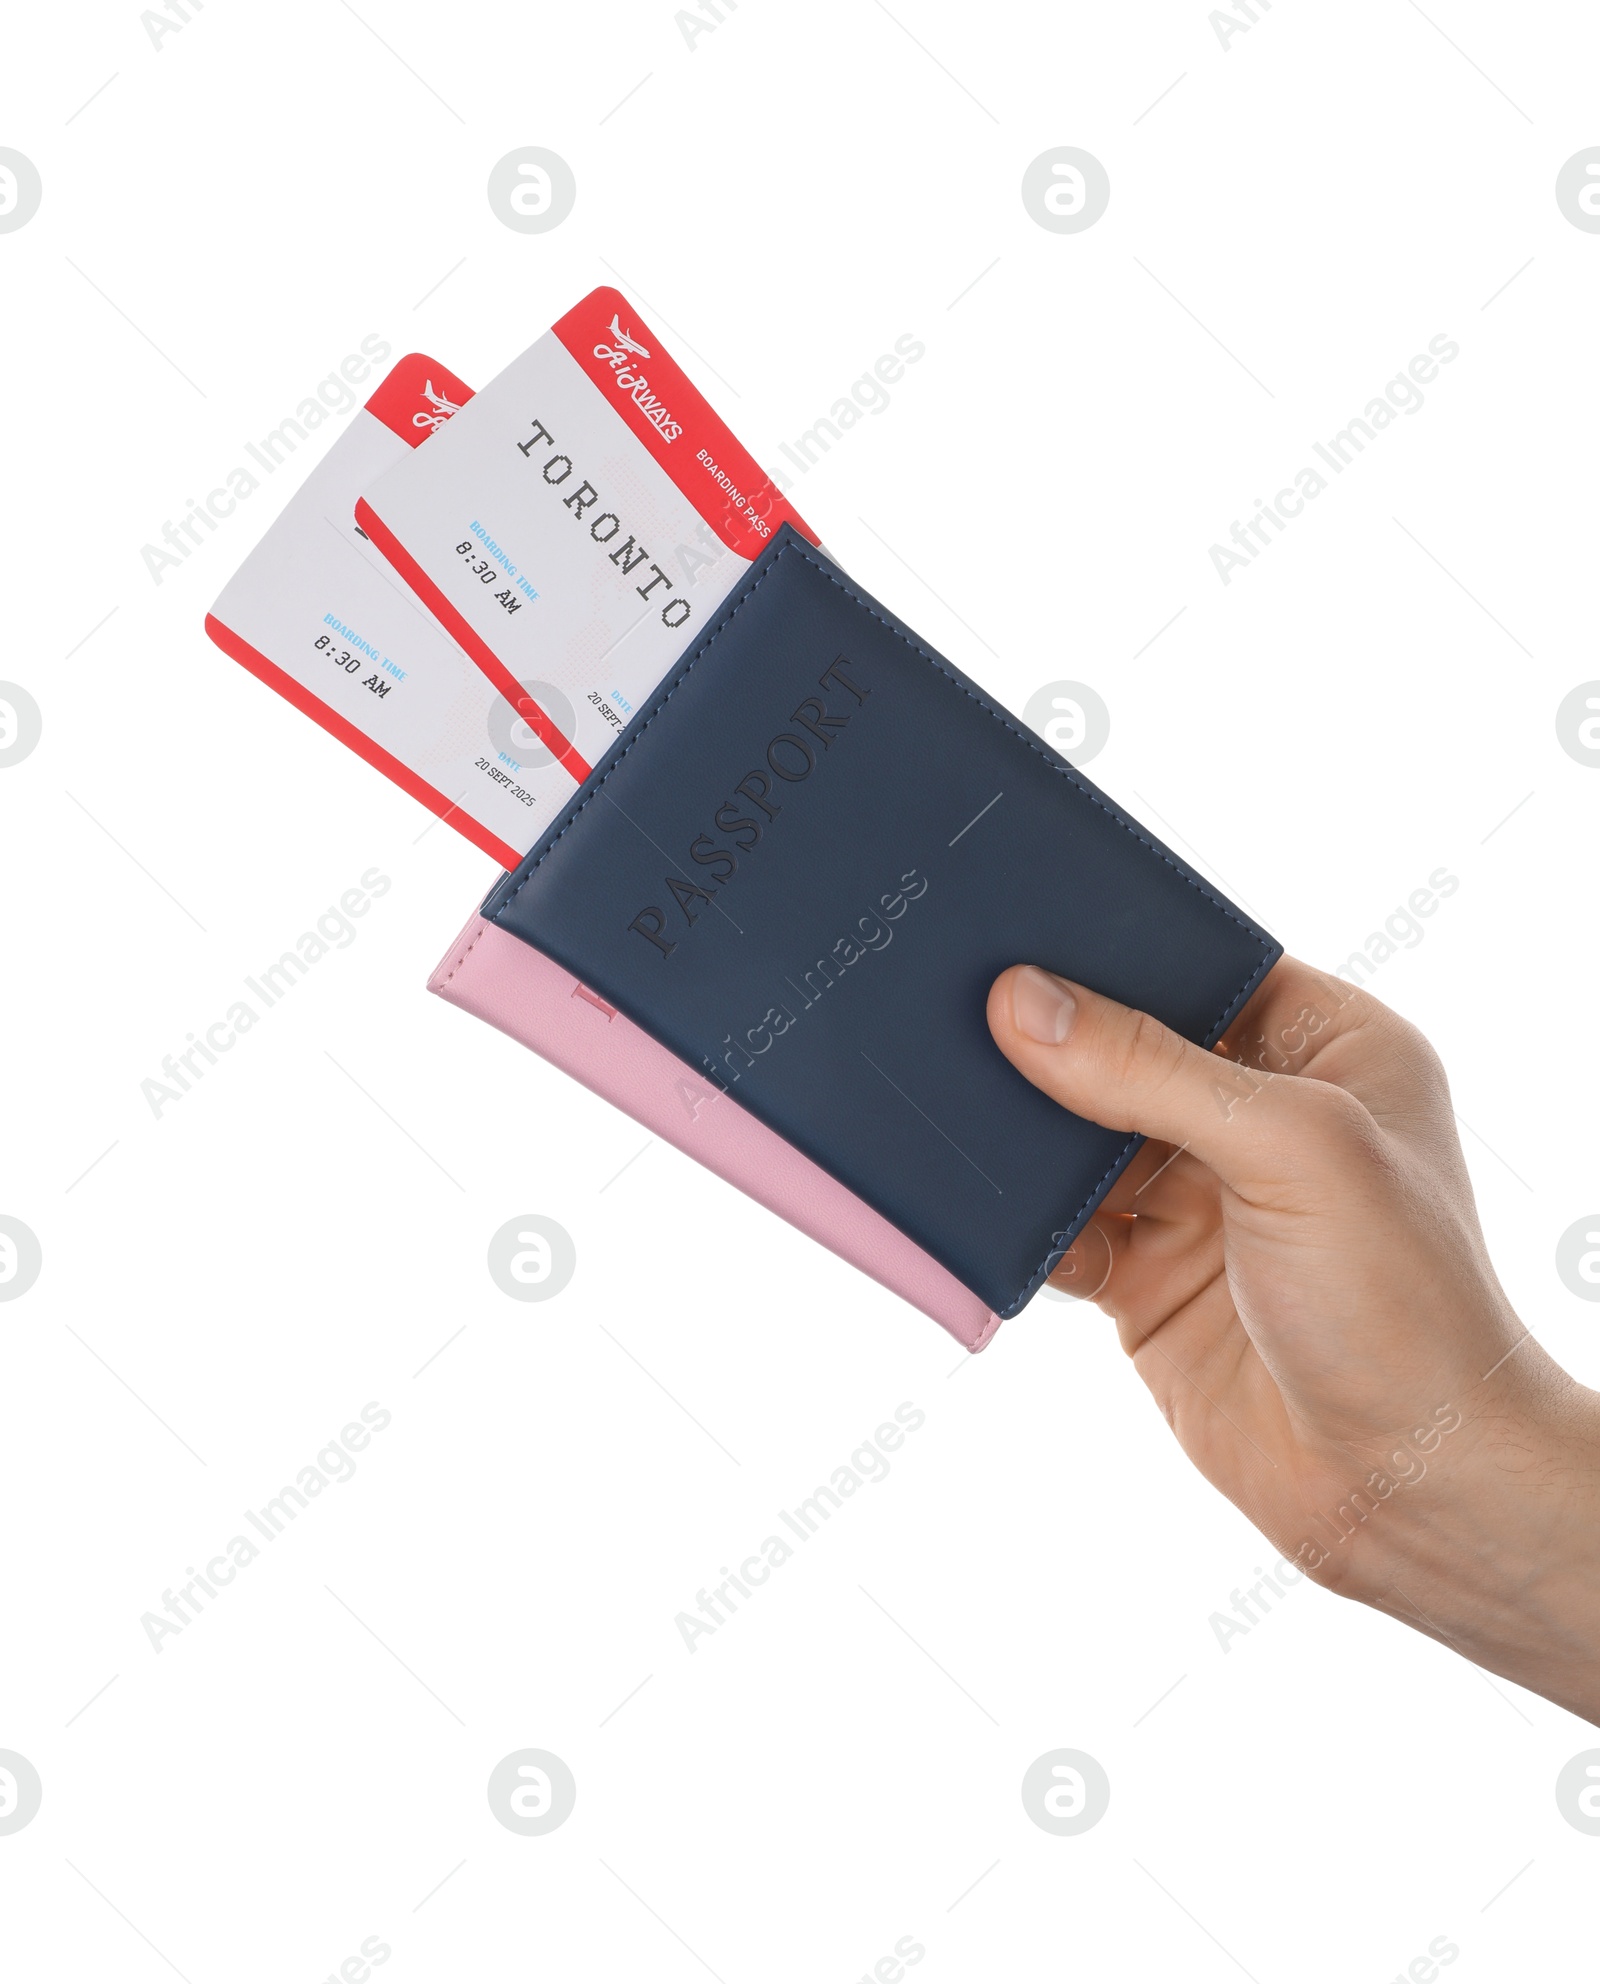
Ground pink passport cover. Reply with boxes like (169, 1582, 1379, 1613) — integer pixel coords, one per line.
(428, 916, 1002, 1352)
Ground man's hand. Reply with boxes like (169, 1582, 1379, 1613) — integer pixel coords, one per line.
(988, 957, 1600, 1724)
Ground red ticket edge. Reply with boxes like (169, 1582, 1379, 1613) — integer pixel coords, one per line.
(368, 356, 590, 796)
(204, 613, 524, 872)
(351, 496, 594, 784)
(364, 353, 474, 450)
(551, 286, 815, 559)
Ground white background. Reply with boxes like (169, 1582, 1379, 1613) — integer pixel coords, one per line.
(3, 2, 1598, 1977)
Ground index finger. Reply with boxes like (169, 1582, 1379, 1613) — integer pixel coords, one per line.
(1215, 956, 1449, 1127)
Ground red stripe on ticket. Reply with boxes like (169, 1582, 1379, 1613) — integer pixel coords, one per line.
(365, 354, 474, 450)
(551, 287, 815, 560)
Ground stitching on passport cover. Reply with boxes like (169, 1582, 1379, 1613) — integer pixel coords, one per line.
(435, 922, 490, 990)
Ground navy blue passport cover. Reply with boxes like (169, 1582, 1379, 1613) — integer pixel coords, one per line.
(486, 527, 1279, 1318)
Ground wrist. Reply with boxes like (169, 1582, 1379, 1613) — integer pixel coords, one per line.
(1332, 1356, 1600, 1722)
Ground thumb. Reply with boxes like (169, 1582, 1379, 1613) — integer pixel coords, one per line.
(987, 964, 1324, 1191)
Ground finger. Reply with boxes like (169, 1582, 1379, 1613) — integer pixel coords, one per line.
(1043, 1214, 1128, 1303)
(1214, 957, 1352, 1068)
(1048, 1205, 1232, 1380)
(1101, 1140, 1220, 1225)
(987, 963, 1364, 1194)
(1104, 1211, 1228, 1357)
(1215, 956, 1450, 1128)
(1095, 1138, 1181, 1211)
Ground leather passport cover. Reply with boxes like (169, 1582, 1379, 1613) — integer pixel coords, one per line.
(484, 527, 1280, 1318)
(428, 914, 1002, 1351)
